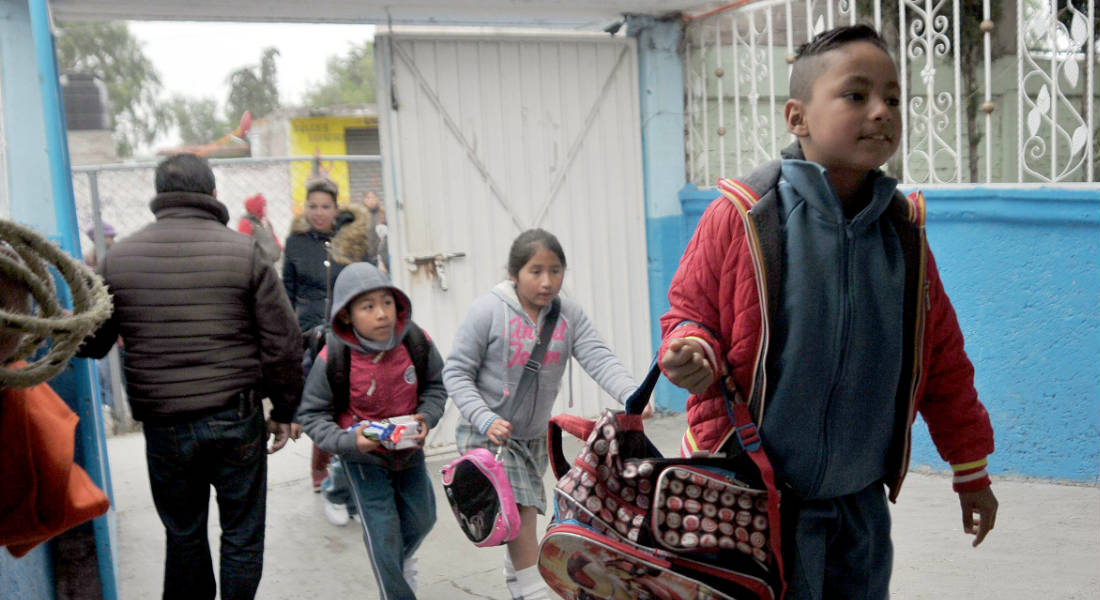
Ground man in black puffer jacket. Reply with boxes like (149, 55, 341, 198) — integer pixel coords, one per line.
(80, 153, 302, 600)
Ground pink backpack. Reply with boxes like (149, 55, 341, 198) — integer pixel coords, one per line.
(440, 446, 521, 547)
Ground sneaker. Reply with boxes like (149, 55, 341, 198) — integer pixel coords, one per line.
(403, 556, 418, 592)
(323, 498, 349, 526)
(313, 482, 322, 493)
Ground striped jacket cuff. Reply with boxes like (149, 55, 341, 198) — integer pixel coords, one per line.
(951, 458, 991, 492)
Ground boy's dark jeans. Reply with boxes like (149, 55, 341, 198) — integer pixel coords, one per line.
(142, 400, 268, 600)
(782, 482, 892, 600)
(345, 453, 436, 600)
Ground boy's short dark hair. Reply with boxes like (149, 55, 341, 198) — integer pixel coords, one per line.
(789, 24, 891, 101)
(155, 153, 216, 195)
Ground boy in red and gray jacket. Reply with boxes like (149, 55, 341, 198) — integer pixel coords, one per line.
(297, 262, 446, 600)
(660, 25, 997, 599)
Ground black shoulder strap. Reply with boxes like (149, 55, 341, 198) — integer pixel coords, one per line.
(512, 297, 561, 403)
(325, 333, 351, 415)
(401, 321, 431, 395)
(328, 324, 430, 411)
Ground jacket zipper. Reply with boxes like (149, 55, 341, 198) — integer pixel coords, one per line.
(809, 226, 856, 496)
(738, 205, 771, 423)
(892, 233, 928, 501)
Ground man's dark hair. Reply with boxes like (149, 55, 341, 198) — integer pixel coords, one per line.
(789, 25, 891, 101)
(154, 153, 216, 195)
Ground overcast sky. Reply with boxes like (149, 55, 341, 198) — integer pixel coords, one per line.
(128, 21, 376, 109)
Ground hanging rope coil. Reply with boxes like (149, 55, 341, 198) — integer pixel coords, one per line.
(0, 220, 112, 389)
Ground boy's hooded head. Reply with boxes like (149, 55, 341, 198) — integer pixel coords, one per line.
(785, 25, 901, 177)
(330, 262, 411, 348)
(0, 244, 31, 363)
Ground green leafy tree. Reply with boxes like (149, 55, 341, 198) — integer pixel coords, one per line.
(166, 95, 227, 146)
(302, 41, 376, 107)
(225, 47, 280, 122)
(55, 21, 168, 157)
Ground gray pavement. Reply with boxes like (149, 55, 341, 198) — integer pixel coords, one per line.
(107, 413, 1099, 599)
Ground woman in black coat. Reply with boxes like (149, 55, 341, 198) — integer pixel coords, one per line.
(282, 177, 382, 333)
(283, 176, 383, 492)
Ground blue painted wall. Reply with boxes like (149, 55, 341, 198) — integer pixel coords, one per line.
(909, 187, 1099, 482)
(664, 184, 1100, 482)
(629, 15, 691, 412)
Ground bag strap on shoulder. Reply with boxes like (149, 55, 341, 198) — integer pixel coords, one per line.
(402, 321, 431, 395)
(325, 332, 352, 415)
(327, 321, 432, 413)
(512, 297, 560, 403)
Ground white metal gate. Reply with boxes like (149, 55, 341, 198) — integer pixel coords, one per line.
(375, 31, 651, 450)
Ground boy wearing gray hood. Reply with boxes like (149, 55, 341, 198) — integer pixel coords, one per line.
(297, 262, 446, 600)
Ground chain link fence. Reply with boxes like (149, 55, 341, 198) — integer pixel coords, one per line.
(72, 154, 384, 434)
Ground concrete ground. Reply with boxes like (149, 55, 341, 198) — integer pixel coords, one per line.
(107, 412, 1099, 599)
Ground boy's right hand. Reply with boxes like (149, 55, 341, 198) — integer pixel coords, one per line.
(660, 338, 715, 395)
(353, 424, 381, 454)
(486, 418, 512, 445)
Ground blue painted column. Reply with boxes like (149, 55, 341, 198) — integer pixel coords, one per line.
(0, 1, 118, 598)
(628, 14, 691, 412)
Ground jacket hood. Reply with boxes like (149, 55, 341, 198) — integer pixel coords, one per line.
(244, 194, 266, 218)
(780, 141, 804, 160)
(288, 203, 375, 265)
(491, 280, 526, 316)
(330, 262, 411, 351)
(150, 191, 229, 225)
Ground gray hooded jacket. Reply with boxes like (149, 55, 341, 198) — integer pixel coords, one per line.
(296, 262, 446, 468)
(443, 281, 637, 440)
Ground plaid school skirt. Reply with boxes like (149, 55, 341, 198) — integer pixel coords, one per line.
(456, 420, 550, 514)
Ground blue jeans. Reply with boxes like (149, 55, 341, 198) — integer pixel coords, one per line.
(321, 456, 356, 516)
(345, 454, 436, 600)
(142, 402, 267, 600)
(783, 483, 893, 600)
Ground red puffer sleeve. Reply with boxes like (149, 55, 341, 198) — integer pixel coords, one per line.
(659, 196, 744, 382)
(917, 248, 995, 492)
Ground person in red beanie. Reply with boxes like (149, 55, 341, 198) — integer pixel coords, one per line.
(237, 193, 283, 264)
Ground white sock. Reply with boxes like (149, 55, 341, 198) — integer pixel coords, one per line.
(515, 565, 550, 600)
(504, 553, 522, 600)
(403, 556, 418, 592)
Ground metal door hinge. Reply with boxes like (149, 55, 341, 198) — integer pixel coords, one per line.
(405, 252, 466, 290)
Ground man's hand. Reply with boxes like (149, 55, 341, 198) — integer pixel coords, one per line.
(660, 338, 714, 395)
(289, 423, 302, 441)
(267, 421, 291, 454)
(959, 487, 998, 547)
(411, 413, 430, 447)
(486, 418, 512, 445)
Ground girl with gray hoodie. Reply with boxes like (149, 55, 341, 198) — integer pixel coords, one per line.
(442, 229, 642, 600)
